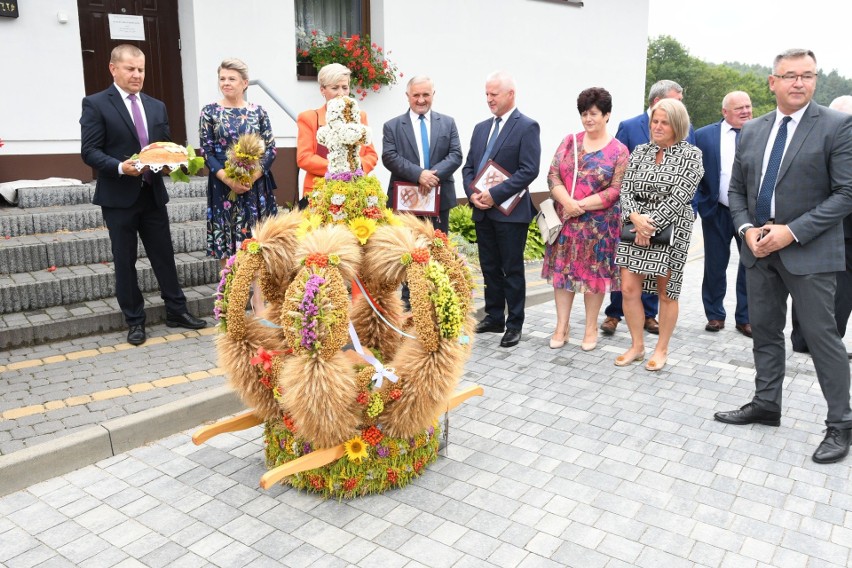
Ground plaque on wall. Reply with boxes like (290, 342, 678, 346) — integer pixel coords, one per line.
(0, 2, 19, 18)
(108, 14, 145, 41)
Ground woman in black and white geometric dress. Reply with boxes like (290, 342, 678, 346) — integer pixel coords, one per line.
(614, 98, 704, 372)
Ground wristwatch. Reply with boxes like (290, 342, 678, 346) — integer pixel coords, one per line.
(738, 224, 754, 240)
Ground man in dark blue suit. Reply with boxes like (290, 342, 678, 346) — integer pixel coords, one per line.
(463, 71, 541, 348)
(695, 91, 753, 337)
(601, 79, 694, 337)
(382, 76, 463, 234)
(80, 44, 206, 346)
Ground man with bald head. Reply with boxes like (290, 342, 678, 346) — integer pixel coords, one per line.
(463, 71, 541, 348)
(695, 91, 754, 337)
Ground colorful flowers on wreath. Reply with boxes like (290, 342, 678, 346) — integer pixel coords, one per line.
(348, 217, 377, 245)
(213, 254, 237, 328)
(265, 419, 438, 498)
(401, 247, 430, 266)
(239, 238, 262, 254)
(344, 435, 369, 463)
(303, 253, 339, 269)
(362, 426, 384, 446)
(298, 274, 326, 352)
(309, 170, 388, 240)
(425, 260, 465, 340)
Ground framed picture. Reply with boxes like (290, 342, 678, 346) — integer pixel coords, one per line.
(393, 182, 440, 217)
(470, 159, 526, 216)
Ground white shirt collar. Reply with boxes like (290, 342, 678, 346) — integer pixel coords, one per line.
(409, 109, 431, 123)
(113, 83, 138, 100)
(774, 103, 809, 125)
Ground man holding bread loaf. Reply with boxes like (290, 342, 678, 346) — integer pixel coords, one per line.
(80, 44, 206, 346)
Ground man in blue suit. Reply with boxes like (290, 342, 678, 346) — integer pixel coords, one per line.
(80, 44, 206, 346)
(463, 71, 541, 348)
(601, 79, 694, 336)
(382, 76, 463, 234)
(695, 91, 753, 337)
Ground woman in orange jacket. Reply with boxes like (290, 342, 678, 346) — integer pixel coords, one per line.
(296, 63, 378, 205)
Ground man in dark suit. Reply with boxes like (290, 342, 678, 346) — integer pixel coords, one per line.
(601, 79, 695, 337)
(382, 75, 463, 234)
(80, 44, 206, 346)
(790, 94, 852, 357)
(462, 71, 541, 348)
(695, 91, 753, 337)
(715, 49, 852, 464)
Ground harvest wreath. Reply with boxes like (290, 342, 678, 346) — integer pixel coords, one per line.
(193, 96, 481, 498)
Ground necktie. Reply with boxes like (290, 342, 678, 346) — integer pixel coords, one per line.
(128, 94, 149, 147)
(419, 114, 430, 169)
(478, 117, 502, 172)
(755, 116, 791, 226)
(128, 94, 153, 184)
(732, 127, 741, 148)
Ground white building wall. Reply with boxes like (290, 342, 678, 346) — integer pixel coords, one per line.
(2, 0, 649, 195)
(0, 0, 86, 155)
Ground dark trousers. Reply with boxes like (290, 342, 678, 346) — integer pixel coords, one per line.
(701, 205, 748, 324)
(747, 253, 851, 427)
(101, 185, 186, 325)
(605, 291, 658, 319)
(475, 216, 528, 331)
(791, 237, 852, 349)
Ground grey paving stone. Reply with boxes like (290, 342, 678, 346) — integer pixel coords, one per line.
(54, 532, 111, 565)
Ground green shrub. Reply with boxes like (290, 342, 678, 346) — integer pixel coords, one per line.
(524, 219, 545, 261)
(449, 204, 545, 262)
(449, 205, 477, 243)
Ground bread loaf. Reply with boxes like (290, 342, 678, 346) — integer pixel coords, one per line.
(138, 142, 188, 165)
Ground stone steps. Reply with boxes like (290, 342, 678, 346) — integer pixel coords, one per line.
(0, 220, 206, 274)
(13, 180, 207, 208)
(0, 250, 219, 315)
(0, 283, 216, 350)
(0, 197, 206, 238)
(0, 179, 219, 348)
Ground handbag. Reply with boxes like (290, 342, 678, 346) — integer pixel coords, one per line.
(620, 221, 674, 245)
(536, 133, 578, 245)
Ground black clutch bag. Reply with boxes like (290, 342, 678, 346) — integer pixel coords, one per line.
(621, 222, 674, 245)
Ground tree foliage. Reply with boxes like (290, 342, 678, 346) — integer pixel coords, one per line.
(646, 36, 852, 128)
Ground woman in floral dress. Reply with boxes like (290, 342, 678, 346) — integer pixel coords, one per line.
(541, 88, 629, 351)
(200, 58, 277, 311)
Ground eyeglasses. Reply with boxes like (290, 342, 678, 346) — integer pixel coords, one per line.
(773, 73, 818, 83)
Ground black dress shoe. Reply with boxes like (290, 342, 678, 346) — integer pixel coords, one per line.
(127, 324, 146, 346)
(812, 427, 851, 464)
(500, 329, 521, 348)
(166, 311, 207, 330)
(714, 402, 781, 426)
(475, 320, 505, 334)
(792, 343, 809, 354)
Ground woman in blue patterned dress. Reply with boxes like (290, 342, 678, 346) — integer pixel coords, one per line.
(200, 58, 277, 311)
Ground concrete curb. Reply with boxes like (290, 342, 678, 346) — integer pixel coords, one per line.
(0, 385, 244, 497)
